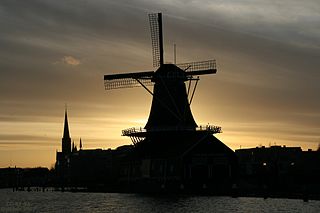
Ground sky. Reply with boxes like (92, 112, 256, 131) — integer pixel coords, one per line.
(0, 0, 319, 168)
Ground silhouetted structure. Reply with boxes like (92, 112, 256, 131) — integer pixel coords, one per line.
(0, 167, 50, 190)
(103, 13, 237, 193)
(54, 109, 134, 190)
(53, 13, 237, 193)
(236, 146, 320, 198)
(55, 109, 72, 186)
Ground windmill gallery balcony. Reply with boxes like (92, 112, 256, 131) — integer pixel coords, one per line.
(122, 125, 222, 137)
(122, 125, 222, 146)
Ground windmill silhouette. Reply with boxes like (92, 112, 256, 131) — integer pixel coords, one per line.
(104, 13, 222, 146)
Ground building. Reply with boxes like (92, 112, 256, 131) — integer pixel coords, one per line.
(55, 110, 72, 185)
(55, 109, 237, 193)
(55, 110, 320, 196)
(236, 145, 320, 195)
(55, 109, 130, 189)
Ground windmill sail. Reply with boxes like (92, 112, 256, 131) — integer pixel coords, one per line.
(177, 60, 217, 76)
(104, 71, 154, 90)
(149, 13, 164, 67)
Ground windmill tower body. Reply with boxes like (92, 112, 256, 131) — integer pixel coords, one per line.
(145, 64, 197, 130)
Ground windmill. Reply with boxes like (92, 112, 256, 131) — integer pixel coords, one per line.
(104, 13, 221, 146)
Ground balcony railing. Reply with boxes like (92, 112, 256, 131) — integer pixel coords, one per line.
(122, 125, 222, 137)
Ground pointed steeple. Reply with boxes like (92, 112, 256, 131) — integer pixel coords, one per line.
(63, 108, 70, 139)
(62, 106, 71, 155)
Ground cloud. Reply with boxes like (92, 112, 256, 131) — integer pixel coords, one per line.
(62, 56, 80, 66)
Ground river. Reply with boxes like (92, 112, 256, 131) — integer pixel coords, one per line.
(0, 189, 319, 212)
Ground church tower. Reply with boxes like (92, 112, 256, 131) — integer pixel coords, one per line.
(62, 109, 71, 155)
(55, 108, 72, 186)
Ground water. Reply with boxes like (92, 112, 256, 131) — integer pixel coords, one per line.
(0, 189, 319, 213)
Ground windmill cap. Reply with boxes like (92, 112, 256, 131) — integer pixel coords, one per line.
(153, 64, 187, 81)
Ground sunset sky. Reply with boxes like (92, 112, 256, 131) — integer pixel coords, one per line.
(0, 0, 319, 168)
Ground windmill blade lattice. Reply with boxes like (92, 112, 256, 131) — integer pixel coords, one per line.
(177, 60, 216, 75)
(104, 71, 154, 90)
(104, 78, 154, 90)
(149, 13, 163, 67)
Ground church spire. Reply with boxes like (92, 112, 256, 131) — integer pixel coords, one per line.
(63, 107, 70, 139)
(62, 106, 71, 155)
